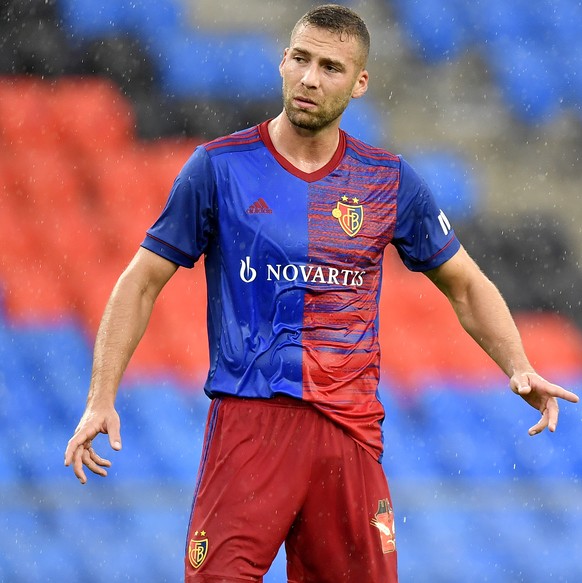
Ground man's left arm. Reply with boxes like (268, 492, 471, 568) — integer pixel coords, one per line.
(425, 245, 579, 435)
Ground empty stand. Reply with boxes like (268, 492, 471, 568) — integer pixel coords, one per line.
(2, 2, 582, 582)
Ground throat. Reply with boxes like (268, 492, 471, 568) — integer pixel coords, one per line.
(267, 115, 341, 173)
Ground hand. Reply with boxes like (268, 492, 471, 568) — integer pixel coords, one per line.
(64, 404, 122, 484)
(510, 372, 579, 435)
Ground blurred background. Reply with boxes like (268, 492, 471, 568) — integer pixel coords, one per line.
(1, 0, 582, 581)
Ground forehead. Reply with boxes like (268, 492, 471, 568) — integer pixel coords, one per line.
(290, 24, 364, 67)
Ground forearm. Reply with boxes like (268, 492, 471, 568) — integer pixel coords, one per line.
(449, 275, 533, 378)
(87, 271, 156, 407)
(85, 249, 177, 408)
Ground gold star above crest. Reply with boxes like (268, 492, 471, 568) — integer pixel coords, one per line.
(200, 531, 206, 536)
(341, 195, 348, 202)
(353, 197, 359, 204)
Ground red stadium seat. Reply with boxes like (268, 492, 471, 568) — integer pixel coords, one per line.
(125, 263, 208, 379)
(379, 249, 582, 391)
(516, 312, 582, 379)
(0, 77, 61, 151)
(47, 78, 135, 175)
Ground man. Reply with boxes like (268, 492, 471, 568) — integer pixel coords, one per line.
(65, 4, 578, 582)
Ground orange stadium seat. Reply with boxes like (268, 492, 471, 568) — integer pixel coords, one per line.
(380, 249, 500, 389)
(90, 146, 167, 259)
(154, 263, 209, 374)
(123, 264, 207, 379)
(516, 312, 582, 379)
(139, 138, 201, 205)
(0, 77, 61, 151)
(379, 248, 582, 390)
(47, 78, 135, 173)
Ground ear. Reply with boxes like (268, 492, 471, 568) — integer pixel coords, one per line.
(351, 69, 369, 99)
(279, 48, 290, 77)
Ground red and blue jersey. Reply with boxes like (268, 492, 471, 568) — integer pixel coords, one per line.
(142, 121, 460, 461)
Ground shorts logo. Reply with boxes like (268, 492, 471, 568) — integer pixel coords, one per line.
(331, 196, 363, 237)
(188, 532, 208, 569)
(370, 499, 396, 554)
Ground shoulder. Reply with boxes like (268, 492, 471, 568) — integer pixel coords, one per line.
(343, 132, 401, 169)
(203, 125, 264, 158)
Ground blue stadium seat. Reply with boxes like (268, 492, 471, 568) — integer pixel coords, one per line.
(126, 0, 184, 40)
(0, 510, 52, 582)
(153, 31, 232, 99)
(392, 0, 467, 63)
(490, 43, 561, 124)
(153, 30, 280, 101)
(407, 150, 479, 222)
(382, 398, 442, 480)
(115, 379, 207, 483)
(340, 97, 387, 146)
(57, 0, 132, 42)
(216, 33, 281, 100)
(131, 508, 189, 581)
(10, 319, 93, 425)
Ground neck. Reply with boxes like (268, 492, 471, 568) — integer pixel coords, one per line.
(267, 112, 341, 174)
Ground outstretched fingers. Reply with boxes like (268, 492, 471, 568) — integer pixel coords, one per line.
(511, 373, 578, 436)
(64, 408, 122, 484)
(528, 400, 556, 436)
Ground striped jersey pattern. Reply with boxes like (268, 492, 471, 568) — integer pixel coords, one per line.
(142, 121, 460, 461)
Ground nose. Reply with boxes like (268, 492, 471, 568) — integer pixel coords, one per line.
(300, 63, 320, 89)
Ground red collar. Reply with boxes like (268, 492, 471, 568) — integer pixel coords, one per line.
(258, 120, 346, 183)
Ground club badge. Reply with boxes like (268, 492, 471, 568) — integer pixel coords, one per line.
(188, 531, 208, 569)
(331, 195, 364, 237)
(370, 499, 396, 554)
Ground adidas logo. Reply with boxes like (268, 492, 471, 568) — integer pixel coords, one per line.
(246, 198, 273, 214)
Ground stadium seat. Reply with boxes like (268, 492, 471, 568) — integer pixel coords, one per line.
(407, 150, 479, 222)
(131, 508, 190, 580)
(125, 0, 184, 41)
(490, 43, 561, 124)
(154, 30, 280, 100)
(516, 312, 582, 380)
(391, 0, 467, 63)
(116, 379, 206, 482)
(0, 511, 47, 582)
(0, 77, 61, 150)
(341, 98, 387, 146)
(47, 78, 135, 165)
(57, 0, 131, 42)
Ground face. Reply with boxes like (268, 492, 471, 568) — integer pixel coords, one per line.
(279, 24, 369, 133)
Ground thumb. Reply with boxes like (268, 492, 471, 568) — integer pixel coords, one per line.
(106, 414, 122, 451)
(512, 373, 532, 396)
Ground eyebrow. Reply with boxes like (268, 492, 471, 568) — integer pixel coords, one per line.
(290, 48, 347, 72)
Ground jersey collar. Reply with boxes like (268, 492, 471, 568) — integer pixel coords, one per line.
(258, 120, 346, 183)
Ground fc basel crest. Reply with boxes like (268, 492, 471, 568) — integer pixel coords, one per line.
(188, 533, 208, 569)
(370, 499, 396, 554)
(331, 196, 364, 237)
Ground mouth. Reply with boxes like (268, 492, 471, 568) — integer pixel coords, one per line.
(293, 95, 317, 109)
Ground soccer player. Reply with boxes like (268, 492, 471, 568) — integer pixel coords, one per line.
(64, 4, 579, 582)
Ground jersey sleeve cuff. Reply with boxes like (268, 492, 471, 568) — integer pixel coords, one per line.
(141, 234, 197, 268)
(403, 236, 461, 272)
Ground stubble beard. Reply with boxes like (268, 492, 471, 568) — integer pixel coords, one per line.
(282, 81, 352, 132)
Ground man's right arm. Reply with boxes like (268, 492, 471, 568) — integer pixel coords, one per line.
(64, 247, 178, 483)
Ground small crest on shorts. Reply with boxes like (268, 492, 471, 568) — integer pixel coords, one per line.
(331, 196, 364, 237)
(188, 532, 208, 569)
(370, 499, 396, 554)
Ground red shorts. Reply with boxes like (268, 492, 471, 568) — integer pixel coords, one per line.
(184, 396, 398, 583)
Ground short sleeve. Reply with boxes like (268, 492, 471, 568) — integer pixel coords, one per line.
(141, 146, 216, 268)
(392, 157, 460, 271)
